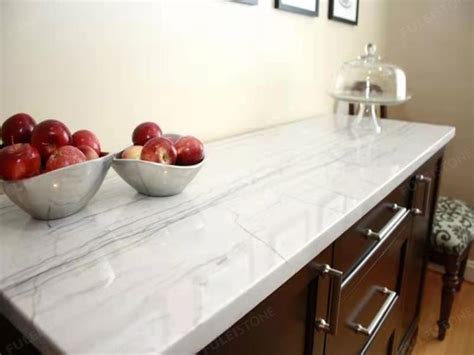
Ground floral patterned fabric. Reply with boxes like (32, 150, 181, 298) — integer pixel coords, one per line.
(431, 197, 474, 255)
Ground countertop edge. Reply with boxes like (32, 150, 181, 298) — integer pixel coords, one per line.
(0, 292, 64, 355)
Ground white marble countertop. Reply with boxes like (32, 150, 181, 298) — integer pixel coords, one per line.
(0, 115, 454, 354)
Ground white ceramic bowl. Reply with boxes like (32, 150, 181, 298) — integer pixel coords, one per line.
(112, 153, 204, 197)
(2, 153, 113, 220)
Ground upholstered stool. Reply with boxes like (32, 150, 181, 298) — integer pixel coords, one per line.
(430, 196, 473, 340)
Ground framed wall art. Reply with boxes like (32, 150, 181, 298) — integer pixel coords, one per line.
(275, 0, 318, 17)
(328, 0, 359, 25)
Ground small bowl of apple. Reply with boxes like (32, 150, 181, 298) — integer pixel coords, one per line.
(0, 114, 113, 220)
(113, 122, 205, 197)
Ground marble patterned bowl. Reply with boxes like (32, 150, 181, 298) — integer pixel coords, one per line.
(2, 153, 113, 220)
(112, 152, 205, 197)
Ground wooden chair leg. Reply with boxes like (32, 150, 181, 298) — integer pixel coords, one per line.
(457, 243, 472, 292)
(349, 103, 356, 115)
(437, 255, 462, 340)
(457, 256, 468, 292)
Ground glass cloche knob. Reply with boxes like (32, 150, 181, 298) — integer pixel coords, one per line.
(365, 43, 376, 56)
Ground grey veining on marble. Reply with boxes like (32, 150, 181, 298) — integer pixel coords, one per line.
(0, 115, 454, 354)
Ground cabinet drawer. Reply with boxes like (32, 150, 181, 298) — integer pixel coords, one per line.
(324, 218, 412, 355)
(333, 183, 410, 280)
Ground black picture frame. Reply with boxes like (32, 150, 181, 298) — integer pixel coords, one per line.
(233, 0, 258, 4)
(275, 0, 319, 17)
(328, 0, 359, 25)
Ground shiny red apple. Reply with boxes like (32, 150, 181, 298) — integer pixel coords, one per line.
(72, 130, 101, 154)
(132, 122, 162, 146)
(141, 137, 177, 165)
(122, 145, 143, 160)
(0, 143, 41, 181)
(31, 120, 72, 160)
(77, 145, 99, 160)
(1, 113, 37, 145)
(45, 145, 86, 172)
(175, 136, 204, 166)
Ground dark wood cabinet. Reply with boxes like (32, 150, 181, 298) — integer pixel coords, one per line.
(201, 152, 443, 355)
(0, 314, 40, 355)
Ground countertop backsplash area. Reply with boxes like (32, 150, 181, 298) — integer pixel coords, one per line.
(0, 0, 391, 152)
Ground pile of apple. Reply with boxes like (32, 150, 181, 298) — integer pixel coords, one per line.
(0, 113, 103, 181)
(121, 122, 204, 166)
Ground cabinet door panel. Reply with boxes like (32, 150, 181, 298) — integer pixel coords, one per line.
(398, 156, 441, 349)
(363, 311, 397, 355)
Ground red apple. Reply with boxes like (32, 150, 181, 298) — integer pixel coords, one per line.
(175, 136, 204, 166)
(122, 145, 143, 160)
(45, 145, 86, 172)
(1, 113, 37, 145)
(77, 145, 99, 160)
(31, 120, 72, 161)
(162, 133, 182, 144)
(141, 137, 177, 165)
(132, 122, 162, 146)
(0, 143, 41, 181)
(72, 130, 101, 154)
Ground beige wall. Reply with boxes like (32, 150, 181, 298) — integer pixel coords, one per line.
(384, 0, 473, 260)
(384, 0, 473, 259)
(1, 0, 389, 152)
(385, 0, 473, 206)
(0, 1, 4, 116)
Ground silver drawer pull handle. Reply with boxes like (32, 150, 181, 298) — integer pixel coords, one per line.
(416, 174, 431, 182)
(411, 174, 432, 216)
(311, 263, 343, 335)
(364, 228, 380, 240)
(350, 286, 398, 336)
(363, 204, 405, 241)
(343, 205, 409, 288)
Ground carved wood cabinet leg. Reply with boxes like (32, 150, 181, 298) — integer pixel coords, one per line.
(437, 256, 461, 340)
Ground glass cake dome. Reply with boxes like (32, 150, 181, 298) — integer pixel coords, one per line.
(331, 43, 410, 104)
(330, 43, 411, 132)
